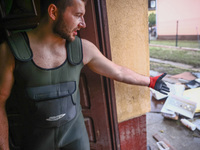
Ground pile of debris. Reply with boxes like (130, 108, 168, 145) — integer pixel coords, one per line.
(150, 71, 200, 150)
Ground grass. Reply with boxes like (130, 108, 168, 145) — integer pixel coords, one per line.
(149, 47, 200, 67)
(150, 62, 195, 75)
(149, 40, 200, 74)
(150, 40, 200, 49)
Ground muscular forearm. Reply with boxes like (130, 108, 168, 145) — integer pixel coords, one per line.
(0, 102, 9, 150)
(113, 67, 169, 94)
(114, 66, 150, 86)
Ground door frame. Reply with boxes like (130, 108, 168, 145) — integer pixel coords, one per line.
(94, 1, 120, 149)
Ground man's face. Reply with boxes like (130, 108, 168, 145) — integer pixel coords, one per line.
(53, 0, 86, 42)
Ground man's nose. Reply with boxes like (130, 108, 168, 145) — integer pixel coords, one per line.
(79, 17, 86, 28)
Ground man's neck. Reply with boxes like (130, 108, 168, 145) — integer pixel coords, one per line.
(27, 23, 66, 48)
(26, 23, 68, 69)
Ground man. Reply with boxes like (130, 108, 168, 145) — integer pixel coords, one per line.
(0, 0, 169, 149)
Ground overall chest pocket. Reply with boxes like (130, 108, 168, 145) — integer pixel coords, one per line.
(26, 81, 77, 128)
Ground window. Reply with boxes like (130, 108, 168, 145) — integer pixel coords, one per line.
(150, 0, 156, 8)
(148, 0, 156, 10)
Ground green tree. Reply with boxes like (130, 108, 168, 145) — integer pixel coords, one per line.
(148, 13, 156, 27)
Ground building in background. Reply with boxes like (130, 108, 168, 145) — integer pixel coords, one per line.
(148, 0, 157, 37)
(148, 0, 200, 40)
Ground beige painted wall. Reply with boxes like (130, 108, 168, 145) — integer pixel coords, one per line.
(106, 0, 150, 122)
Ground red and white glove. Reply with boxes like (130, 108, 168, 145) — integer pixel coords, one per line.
(149, 73, 170, 95)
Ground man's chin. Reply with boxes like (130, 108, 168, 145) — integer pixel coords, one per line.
(68, 36, 76, 42)
(64, 35, 75, 43)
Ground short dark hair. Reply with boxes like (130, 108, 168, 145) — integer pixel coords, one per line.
(40, 0, 73, 18)
(40, 0, 87, 19)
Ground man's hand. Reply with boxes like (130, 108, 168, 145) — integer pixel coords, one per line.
(149, 73, 170, 95)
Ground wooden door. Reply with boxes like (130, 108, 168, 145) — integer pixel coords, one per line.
(0, 0, 120, 149)
(79, 0, 119, 149)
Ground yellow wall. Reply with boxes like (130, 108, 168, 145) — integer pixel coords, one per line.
(106, 0, 150, 122)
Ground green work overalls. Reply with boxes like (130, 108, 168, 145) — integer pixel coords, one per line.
(6, 32, 90, 150)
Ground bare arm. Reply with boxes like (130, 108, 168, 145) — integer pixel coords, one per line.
(0, 42, 15, 150)
(82, 39, 150, 86)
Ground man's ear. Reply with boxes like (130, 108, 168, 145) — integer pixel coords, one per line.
(48, 4, 58, 20)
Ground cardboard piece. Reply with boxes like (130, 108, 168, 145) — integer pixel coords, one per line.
(170, 72, 196, 81)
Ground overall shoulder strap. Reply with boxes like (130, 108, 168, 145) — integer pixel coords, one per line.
(67, 36, 83, 65)
(7, 32, 33, 62)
